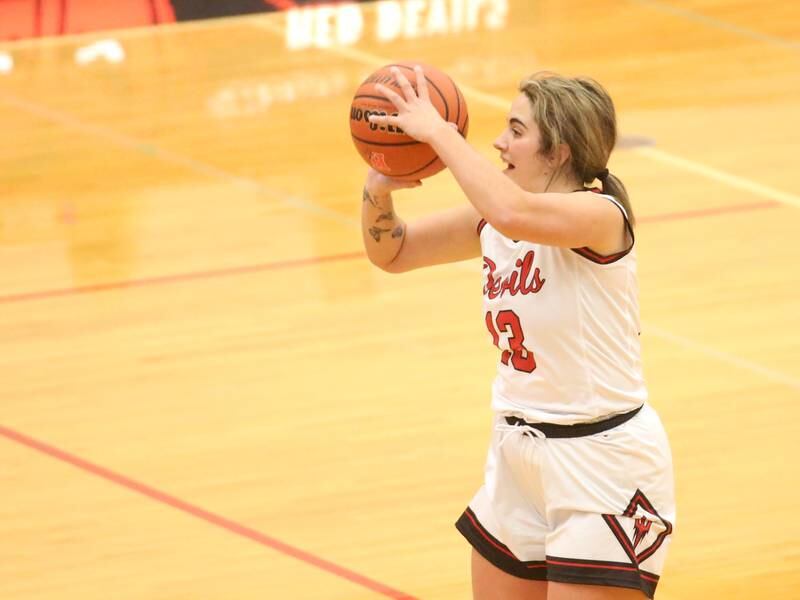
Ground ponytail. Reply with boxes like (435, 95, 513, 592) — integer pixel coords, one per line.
(599, 171, 635, 226)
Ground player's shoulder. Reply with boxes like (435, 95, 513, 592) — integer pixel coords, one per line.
(578, 188, 629, 220)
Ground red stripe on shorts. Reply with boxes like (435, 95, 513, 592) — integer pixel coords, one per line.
(464, 509, 518, 560)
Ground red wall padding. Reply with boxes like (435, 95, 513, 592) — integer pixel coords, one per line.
(0, 0, 177, 41)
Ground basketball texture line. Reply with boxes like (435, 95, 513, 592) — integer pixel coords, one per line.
(385, 64, 452, 121)
(350, 134, 422, 147)
(350, 61, 468, 179)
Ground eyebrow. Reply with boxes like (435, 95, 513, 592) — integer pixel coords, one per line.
(509, 117, 527, 129)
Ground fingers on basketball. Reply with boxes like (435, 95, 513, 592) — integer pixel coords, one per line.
(349, 61, 469, 181)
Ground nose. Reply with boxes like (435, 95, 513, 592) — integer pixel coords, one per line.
(493, 134, 506, 152)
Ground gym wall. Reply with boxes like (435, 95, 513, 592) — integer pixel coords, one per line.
(0, 0, 373, 41)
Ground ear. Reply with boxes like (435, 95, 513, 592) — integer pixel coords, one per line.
(551, 143, 572, 169)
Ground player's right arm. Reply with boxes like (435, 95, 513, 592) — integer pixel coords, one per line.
(361, 168, 482, 273)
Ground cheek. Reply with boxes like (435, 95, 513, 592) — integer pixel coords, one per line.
(533, 153, 550, 170)
(512, 143, 543, 170)
(509, 140, 526, 159)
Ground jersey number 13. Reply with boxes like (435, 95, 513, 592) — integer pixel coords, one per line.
(484, 310, 537, 373)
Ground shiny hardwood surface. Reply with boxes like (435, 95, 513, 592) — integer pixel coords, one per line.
(1, 1, 799, 598)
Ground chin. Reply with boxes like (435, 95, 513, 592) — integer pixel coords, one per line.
(504, 169, 526, 188)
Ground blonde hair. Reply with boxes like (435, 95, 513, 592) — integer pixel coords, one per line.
(519, 72, 634, 225)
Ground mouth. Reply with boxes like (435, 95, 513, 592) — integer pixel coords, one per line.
(501, 156, 515, 172)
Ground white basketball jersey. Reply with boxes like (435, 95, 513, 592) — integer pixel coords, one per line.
(479, 195, 647, 424)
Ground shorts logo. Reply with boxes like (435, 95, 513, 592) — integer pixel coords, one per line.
(603, 489, 673, 566)
(632, 515, 652, 550)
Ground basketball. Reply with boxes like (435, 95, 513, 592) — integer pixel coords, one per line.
(349, 61, 469, 181)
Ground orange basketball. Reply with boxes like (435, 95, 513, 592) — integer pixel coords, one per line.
(349, 61, 469, 181)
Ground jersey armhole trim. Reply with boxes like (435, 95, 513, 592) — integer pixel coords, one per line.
(477, 218, 488, 235)
(571, 194, 635, 265)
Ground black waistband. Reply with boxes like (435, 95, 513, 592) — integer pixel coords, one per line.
(503, 405, 643, 438)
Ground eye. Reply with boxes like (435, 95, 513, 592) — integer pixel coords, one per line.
(511, 129, 522, 138)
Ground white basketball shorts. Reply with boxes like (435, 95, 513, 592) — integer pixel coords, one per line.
(455, 403, 675, 598)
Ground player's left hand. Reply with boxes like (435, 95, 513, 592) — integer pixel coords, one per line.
(369, 66, 449, 144)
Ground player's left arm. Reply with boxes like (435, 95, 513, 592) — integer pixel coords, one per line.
(368, 66, 628, 255)
(429, 125, 628, 254)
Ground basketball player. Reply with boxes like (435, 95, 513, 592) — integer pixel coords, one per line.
(361, 67, 675, 599)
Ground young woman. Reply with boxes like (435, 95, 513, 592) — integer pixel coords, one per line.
(361, 67, 675, 600)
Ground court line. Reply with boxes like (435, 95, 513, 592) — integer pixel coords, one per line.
(0, 424, 418, 600)
(633, 148, 800, 209)
(0, 251, 364, 305)
(0, 14, 790, 598)
(460, 243, 800, 397)
(637, 200, 778, 223)
(643, 324, 800, 392)
(0, 201, 779, 306)
(3, 24, 799, 221)
(2, 36, 796, 395)
(632, 0, 800, 52)
(251, 14, 800, 396)
(249, 19, 800, 211)
(11, 13, 797, 211)
(0, 90, 354, 227)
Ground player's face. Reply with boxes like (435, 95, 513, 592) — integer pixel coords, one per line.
(493, 94, 553, 192)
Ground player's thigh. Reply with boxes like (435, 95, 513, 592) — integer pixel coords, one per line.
(472, 549, 547, 600)
(548, 582, 646, 600)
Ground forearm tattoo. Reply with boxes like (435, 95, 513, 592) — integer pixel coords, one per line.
(362, 187, 378, 208)
(368, 224, 404, 242)
(363, 188, 404, 243)
(368, 226, 391, 242)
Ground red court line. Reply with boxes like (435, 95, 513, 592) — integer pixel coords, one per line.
(0, 251, 365, 305)
(0, 200, 780, 306)
(0, 424, 418, 600)
(638, 200, 779, 223)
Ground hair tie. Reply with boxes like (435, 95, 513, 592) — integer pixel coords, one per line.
(596, 168, 610, 181)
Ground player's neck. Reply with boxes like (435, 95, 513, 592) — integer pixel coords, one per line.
(540, 174, 583, 194)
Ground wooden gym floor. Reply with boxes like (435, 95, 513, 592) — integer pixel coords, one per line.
(1, 1, 798, 598)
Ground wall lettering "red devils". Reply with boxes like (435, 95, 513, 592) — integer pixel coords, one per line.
(483, 251, 546, 299)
